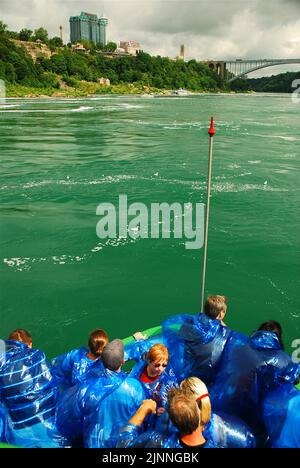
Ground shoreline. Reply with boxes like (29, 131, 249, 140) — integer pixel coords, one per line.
(4, 82, 256, 99)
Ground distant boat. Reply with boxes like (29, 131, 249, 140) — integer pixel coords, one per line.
(172, 88, 190, 96)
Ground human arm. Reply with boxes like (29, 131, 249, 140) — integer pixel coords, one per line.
(129, 399, 157, 427)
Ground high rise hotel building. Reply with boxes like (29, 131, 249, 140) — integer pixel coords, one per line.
(70, 12, 108, 46)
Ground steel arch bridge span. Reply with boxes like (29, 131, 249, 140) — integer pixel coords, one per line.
(225, 59, 300, 82)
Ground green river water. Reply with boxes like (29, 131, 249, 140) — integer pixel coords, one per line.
(0, 93, 299, 358)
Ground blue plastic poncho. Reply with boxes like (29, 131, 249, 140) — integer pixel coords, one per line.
(162, 313, 231, 385)
(116, 423, 219, 448)
(55, 365, 123, 445)
(84, 373, 145, 448)
(116, 410, 256, 449)
(263, 383, 300, 448)
(210, 331, 300, 437)
(0, 402, 11, 443)
(51, 346, 104, 388)
(205, 412, 256, 448)
(0, 340, 66, 448)
(124, 334, 164, 362)
(130, 360, 178, 409)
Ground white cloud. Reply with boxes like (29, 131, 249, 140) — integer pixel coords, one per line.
(1, 0, 299, 75)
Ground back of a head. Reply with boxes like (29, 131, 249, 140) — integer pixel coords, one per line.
(258, 320, 284, 350)
(204, 295, 227, 320)
(88, 329, 109, 358)
(180, 377, 211, 425)
(8, 329, 32, 347)
(168, 388, 200, 436)
(101, 339, 124, 371)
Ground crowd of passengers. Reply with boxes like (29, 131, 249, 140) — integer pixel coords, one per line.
(0, 295, 299, 449)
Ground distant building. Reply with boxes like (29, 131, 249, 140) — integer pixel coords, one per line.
(71, 43, 86, 52)
(180, 45, 185, 61)
(119, 41, 141, 56)
(98, 77, 110, 86)
(70, 12, 108, 46)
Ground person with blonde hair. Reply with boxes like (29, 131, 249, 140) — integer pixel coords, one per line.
(129, 343, 178, 410)
(180, 376, 256, 448)
(180, 377, 211, 425)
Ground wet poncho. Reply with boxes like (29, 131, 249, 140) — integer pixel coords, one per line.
(210, 331, 300, 438)
(263, 383, 300, 448)
(0, 340, 66, 448)
(205, 412, 256, 448)
(130, 360, 178, 409)
(55, 365, 117, 445)
(162, 313, 231, 385)
(84, 372, 145, 448)
(0, 402, 11, 443)
(117, 409, 255, 449)
(116, 424, 213, 448)
(124, 334, 164, 362)
(51, 346, 104, 387)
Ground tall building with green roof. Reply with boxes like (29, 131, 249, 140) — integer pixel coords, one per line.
(70, 12, 108, 46)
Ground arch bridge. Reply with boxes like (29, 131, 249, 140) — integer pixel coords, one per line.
(205, 59, 300, 82)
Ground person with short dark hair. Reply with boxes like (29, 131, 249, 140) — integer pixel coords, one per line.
(0, 330, 67, 448)
(56, 339, 145, 448)
(51, 328, 109, 387)
(162, 295, 232, 385)
(258, 321, 284, 350)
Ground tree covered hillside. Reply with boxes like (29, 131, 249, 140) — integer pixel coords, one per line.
(0, 21, 224, 92)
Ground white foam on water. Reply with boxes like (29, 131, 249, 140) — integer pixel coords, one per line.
(71, 106, 93, 112)
(212, 182, 288, 193)
(0, 104, 19, 108)
(273, 169, 290, 174)
(248, 160, 262, 164)
(227, 163, 240, 169)
(243, 133, 299, 142)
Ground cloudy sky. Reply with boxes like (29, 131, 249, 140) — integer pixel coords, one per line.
(1, 0, 300, 76)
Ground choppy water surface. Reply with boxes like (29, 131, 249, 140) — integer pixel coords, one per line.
(0, 93, 299, 357)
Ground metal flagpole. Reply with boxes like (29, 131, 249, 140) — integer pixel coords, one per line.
(201, 117, 216, 312)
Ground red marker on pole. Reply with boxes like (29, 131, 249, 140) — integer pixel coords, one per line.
(201, 117, 216, 312)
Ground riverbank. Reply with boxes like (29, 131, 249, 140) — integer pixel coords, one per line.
(5, 82, 173, 98)
(5, 82, 255, 98)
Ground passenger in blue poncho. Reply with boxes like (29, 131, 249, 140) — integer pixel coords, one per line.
(129, 343, 178, 413)
(117, 389, 215, 448)
(263, 382, 300, 448)
(56, 339, 145, 448)
(84, 339, 145, 448)
(51, 329, 108, 388)
(0, 401, 12, 443)
(0, 330, 67, 448)
(162, 295, 231, 385)
(209, 321, 300, 444)
(181, 377, 256, 448)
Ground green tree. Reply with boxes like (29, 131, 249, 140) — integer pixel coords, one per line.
(33, 27, 48, 43)
(0, 21, 7, 35)
(19, 29, 33, 41)
(104, 42, 117, 53)
(48, 37, 63, 50)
